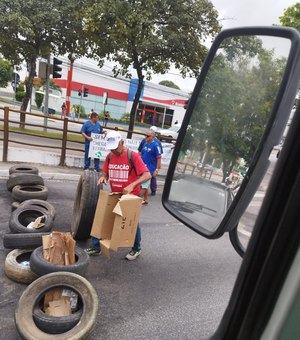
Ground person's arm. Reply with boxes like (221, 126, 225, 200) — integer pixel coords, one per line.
(154, 157, 161, 176)
(97, 155, 109, 185)
(122, 171, 151, 194)
(81, 132, 92, 142)
(98, 171, 108, 185)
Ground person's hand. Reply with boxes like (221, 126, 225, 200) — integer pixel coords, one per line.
(154, 169, 159, 176)
(103, 130, 108, 135)
(122, 183, 135, 194)
(88, 136, 93, 142)
(98, 177, 107, 185)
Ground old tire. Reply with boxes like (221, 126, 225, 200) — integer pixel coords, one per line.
(15, 272, 98, 339)
(71, 170, 100, 240)
(7, 173, 44, 191)
(30, 246, 90, 277)
(11, 201, 21, 212)
(19, 199, 56, 220)
(9, 164, 39, 175)
(3, 232, 50, 249)
(9, 205, 53, 234)
(4, 249, 38, 284)
(12, 184, 48, 202)
(32, 303, 83, 334)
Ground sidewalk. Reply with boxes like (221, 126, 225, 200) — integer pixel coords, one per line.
(0, 160, 168, 184)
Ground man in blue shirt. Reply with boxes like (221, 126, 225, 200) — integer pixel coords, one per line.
(140, 129, 162, 204)
(81, 112, 106, 172)
(138, 126, 163, 196)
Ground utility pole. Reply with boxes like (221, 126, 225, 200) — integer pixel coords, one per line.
(43, 55, 50, 131)
(78, 84, 84, 120)
(66, 54, 75, 115)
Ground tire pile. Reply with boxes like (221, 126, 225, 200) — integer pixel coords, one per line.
(2, 164, 98, 339)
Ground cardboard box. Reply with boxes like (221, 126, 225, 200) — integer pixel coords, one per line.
(91, 191, 143, 257)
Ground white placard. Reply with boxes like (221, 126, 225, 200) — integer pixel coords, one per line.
(88, 133, 174, 165)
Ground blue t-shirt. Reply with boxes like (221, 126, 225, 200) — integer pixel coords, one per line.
(141, 140, 162, 175)
(81, 121, 103, 144)
(138, 137, 163, 154)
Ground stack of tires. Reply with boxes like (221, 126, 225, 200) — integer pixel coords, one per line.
(4, 164, 55, 284)
(2, 165, 98, 338)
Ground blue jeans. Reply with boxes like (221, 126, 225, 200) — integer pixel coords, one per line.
(91, 224, 141, 252)
(150, 175, 157, 193)
(84, 142, 100, 171)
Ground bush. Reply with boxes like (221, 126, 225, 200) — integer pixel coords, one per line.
(15, 91, 26, 102)
(35, 93, 44, 109)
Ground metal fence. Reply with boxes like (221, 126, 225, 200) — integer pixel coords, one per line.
(0, 106, 145, 166)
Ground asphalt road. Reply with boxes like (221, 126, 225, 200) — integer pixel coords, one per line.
(0, 177, 242, 340)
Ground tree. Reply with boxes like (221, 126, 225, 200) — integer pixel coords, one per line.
(84, 0, 221, 137)
(0, 0, 86, 125)
(185, 36, 287, 181)
(279, 3, 300, 31)
(159, 80, 180, 90)
(0, 56, 12, 87)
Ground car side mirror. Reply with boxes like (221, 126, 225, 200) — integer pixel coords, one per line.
(162, 27, 300, 241)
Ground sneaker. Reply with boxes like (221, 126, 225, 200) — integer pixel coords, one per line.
(86, 248, 101, 256)
(151, 191, 156, 196)
(125, 250, 141, 261)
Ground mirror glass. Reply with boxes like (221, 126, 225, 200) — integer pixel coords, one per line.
(168, 35, 291, 236)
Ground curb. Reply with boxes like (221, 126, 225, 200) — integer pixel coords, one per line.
(0, 170, 81, 181)
(0, 170, 166, 185)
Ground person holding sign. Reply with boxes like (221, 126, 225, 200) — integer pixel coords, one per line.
(81, 112, 106, 172)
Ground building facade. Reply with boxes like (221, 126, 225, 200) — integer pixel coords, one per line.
(51, 57, 189, 128)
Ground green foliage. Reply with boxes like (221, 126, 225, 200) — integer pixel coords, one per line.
(15, 90, 26, 102)
(0, 57, 12, 87)
(184, 36, 287, 180)
(121, 112, 131, 123)
(279, 3, 300, 31)
(34, 78, 62, 93)
(84, 0, 221, 136)
(35, 92, 44, 108)
(159, 80, 180, 90)
(0, 0, 87, 113)
(76, 105, 87, 118)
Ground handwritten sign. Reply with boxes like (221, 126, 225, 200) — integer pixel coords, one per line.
(88, 133, 174, 165)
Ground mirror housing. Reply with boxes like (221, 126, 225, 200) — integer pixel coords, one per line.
(162, 27, 300, 239)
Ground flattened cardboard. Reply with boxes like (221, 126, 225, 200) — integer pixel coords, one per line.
(91, 191, 122, 239)
(91, 192, 142, 257)
(46, 299, 71, 317)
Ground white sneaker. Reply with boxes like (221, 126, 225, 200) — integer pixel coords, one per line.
(125, 250, 141, 261)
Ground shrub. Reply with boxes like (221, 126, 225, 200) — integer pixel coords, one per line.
(35, 93, 44, 108)
(15, 90, 26, 102)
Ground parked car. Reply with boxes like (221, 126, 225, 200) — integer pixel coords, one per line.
(157, 125, 181, 141)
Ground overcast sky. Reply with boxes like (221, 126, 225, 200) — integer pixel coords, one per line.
(152, 0, 298, 92)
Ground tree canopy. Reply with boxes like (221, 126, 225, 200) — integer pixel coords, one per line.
(182, 36, 287, 181)
(159, 80, 181, 90)
(0, 0, 86, 117)
(84, 0, 221, 137)
(279, 3, 300, 31)
(0, 57, 12, 88)
(0, 0, 221, 133)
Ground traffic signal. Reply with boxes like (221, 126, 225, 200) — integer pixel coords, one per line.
(52, 57, 62, 79)
(83, 87, 89, 97)
(78, 90, 82, 96)
(11, 72, 20, 90)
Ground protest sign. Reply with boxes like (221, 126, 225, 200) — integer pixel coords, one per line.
(88, 133, 174, 165)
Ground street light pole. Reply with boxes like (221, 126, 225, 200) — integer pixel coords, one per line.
(43, 55, 50, 131)
(66, 54, 75, 115)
